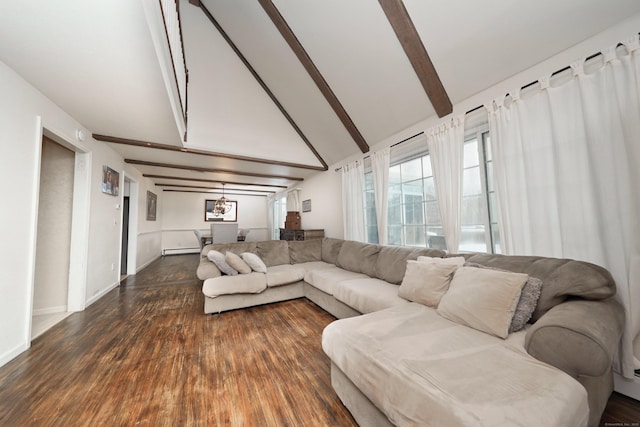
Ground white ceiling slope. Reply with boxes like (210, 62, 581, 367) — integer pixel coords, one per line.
(1, 1, 640, 193)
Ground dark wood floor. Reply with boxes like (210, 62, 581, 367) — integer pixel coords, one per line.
(0, 254, 638, 426)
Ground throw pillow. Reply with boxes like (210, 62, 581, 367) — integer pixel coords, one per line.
(207, 250, 238, 276)
(241, 252, 267, 274)
(398, 261, 459, 308)
(225, 251, 252, 274)
(464, 262, 543, 332)
(417, 255, 466, 267)
(437, 266, 528, 339)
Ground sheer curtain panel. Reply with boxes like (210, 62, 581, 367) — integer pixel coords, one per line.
(426, 116, 465, 253)
(487, 35, 640, 378)
(341, 160, 366, 242)
(371, 148, 390, 245)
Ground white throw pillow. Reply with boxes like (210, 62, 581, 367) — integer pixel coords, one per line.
(225, 251, 252, 274)
(417, 255, 466, 267)
(207, 250, 238, 276)
(398, 261, 459, 308)
(437, 266, 528, 339)
(241, 252, 267, 274)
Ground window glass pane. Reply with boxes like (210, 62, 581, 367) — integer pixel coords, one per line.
(424, 177, 437, 201)
(401, 158, 422, 181)
(364, 171, 374, 190)
(424, 201, 441, 225)
(367, 226, 379, 244)
(388, 204, 402, 225)
(422, 155, 433, 177)
(389, 165, 401, 185)
(459, 225, 487, 252)
(463, 139, 479, 168)
(492, 226, 502, 254)
(404, 225, 426, 247)
(404, 202, 424, 225)
(388, 225, 402, 246)
(426, 227, 446, 250)
(388, 184, 402, 206)
(461, 195, 484, 225)
(402, 179, 423, 200)
(463, 167, 481, 196)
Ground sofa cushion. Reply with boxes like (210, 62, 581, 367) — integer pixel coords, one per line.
(322, 303, 588, 427)
(289, 239, 322, 263)
(336, 241, 380, 276)
(202, 273, 267, 298)
(464, 253, 616, 321)
(398, 261, 458, 308)
(266, 264, 306, 287)
(241, 252, 267, 273)
(207, 250, 238, 276)
(437, 266, 528, 339)
(376, 246, 446, 285)
(257, 240, 290, 267)
(304, 267, 368, 295)
(226, 251, 251, 274)
(296, 261, 335, 273)
(334, 277, 410, 314)
(321, 238, 344, 264)
(417, 255, 466, 267)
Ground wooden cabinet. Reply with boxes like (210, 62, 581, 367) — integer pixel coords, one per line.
(279, 228, 325, 241)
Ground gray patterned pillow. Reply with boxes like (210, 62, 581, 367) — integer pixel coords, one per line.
(464, 262, 543, 332)
(207, 250, 238, 276)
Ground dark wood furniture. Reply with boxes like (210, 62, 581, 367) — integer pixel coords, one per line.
(279, 228, 325, 241)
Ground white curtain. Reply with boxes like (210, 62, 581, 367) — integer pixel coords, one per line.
(266, 194, 275, 240)
(487, 35, 640, 378)
(371, 147, 390, 245)
(341, 160, 366, 242)
(426, 116, 465, 253)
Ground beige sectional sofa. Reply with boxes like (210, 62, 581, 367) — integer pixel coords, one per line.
(197, 237, 624, 427)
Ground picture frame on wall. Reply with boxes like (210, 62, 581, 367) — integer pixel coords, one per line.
(204, 199, 238, 222)
(146, 191, 157, 221)
(302, 199, 312, 212)
(101, 166, 119, 196)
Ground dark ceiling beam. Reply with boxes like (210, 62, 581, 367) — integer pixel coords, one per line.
(93, 134, 325, 171)
(378, 0, 452, 118)
(258, 0, 370, 154)
(143, 174, 289, 189)
(155, 183, 275, 193)
(162, 189, 268, 196)
(189, 1, 328, 170)
(125, 159, 304, 181)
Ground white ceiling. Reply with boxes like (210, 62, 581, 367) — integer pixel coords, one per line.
(1, 0, 640, 194)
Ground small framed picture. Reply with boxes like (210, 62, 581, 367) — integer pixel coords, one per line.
(146, 191, 157, 221)
(302, 199, 311, 212)
(101, 166, 119, 196)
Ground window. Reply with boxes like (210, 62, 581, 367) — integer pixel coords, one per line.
(272, 196, 287, 240)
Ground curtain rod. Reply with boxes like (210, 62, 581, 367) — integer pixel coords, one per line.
(465, 34, 639, 115)
(334, 131, 424, 172)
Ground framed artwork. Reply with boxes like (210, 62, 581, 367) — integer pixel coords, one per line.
(101, 166, 119, 196)
(302, 199, 312, 212)
(205, 199, 237, 222)
(146, 191, 157, 221)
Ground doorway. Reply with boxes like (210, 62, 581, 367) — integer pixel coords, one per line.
(32, 136, 74, 338)
(120, 195, 130, 279)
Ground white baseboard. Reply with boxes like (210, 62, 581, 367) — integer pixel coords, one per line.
(161, 247, 200, 256)
(0, 341, 29, 368)
(614, 373, 640, 400)
(32, 305, 67, 317)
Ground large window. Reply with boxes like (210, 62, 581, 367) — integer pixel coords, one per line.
(364, 125, 500, 253)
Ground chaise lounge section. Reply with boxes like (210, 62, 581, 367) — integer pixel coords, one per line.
(197, 237, 624, 426)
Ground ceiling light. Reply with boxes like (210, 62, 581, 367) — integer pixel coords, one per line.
(213, 183, 232, 216)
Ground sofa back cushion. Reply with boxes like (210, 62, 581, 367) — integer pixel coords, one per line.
(376, 246, 446, 285)
(464, 253, 616, 321)
(321, 238, 344, 264)
(256, 240, 290, 267)
(336, 241, 380, 277)
(289, 239, 322, 263)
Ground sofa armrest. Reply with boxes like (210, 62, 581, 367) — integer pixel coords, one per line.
(196, 253, 222, 281)
(524, 298, 624, 377)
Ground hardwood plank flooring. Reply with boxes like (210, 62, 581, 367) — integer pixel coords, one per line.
(0, 254, 638, 426)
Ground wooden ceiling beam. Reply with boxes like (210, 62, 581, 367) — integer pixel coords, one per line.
(142, 174, 289, 189)
(257, 0, 370, 154)
(155, 183, 275, 193)
(125, 159, 304, 181)
(378, 0, 452, 118)
(189, 1, 329, 169)
(93, 134, 325, 171)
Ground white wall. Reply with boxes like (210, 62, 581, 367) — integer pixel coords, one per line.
(297, 170, 343, 239)
(161, 191, 268, 251)
(0, 60, 162, 367)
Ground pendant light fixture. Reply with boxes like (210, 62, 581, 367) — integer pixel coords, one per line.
(213, 183, 232, 216)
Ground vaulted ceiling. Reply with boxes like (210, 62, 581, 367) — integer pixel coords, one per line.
(2, 0, 640, 195)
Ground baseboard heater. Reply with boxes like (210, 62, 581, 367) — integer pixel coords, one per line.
(162, 247, 200, 256)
